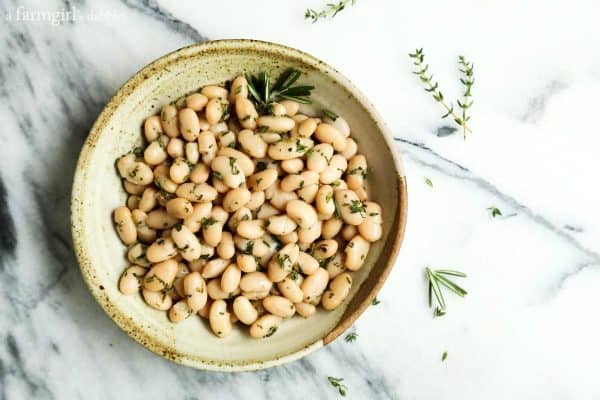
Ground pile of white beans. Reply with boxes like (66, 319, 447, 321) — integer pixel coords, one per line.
(114, 75, 383, 339)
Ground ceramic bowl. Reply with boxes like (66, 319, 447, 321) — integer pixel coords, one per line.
(71, 39, 407, 371)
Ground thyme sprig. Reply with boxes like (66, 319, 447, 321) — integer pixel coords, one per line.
(426, 267, 467, 315)
(327, 376, 348, 396)
(305, 0, 357, 23)
(245, 68, 314, 113)
(409, 48, 473, 138)
(457, 55, 474, 137)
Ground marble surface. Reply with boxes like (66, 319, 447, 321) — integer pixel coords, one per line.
(2, 0, 600, 398)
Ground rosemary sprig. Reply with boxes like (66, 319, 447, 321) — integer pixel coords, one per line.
(327, 376, 348, 396)
(426, 267, 467, 315)
(245, 68, 314, 113)
(457, 55, 474, 138)
(409, 48, 473, 138)
(305, 0, 357, 23)
(323, 108, 339, 121)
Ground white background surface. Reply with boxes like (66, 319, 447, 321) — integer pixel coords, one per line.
(1, 0, 600, 398)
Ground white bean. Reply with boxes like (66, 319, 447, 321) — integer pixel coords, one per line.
(171, 224, 203, 261)
(314, 123, 346, 152)
(345, 234, 371, 270)
(280, 158, 303, 174)
(238, 129, 267, 158)
(322, 272, 352, 310)
(201, 85, 229, 100)
(146, 208, 179, 229)
(114, 206, 137, 245)
(257, 116, 295, 132)
(233, 295, 258, 325)
(221, 264, 242, 293)
(119, 266, 146, 295)
(285, 199, 317, 229)
(301, 267, 329, 303)
(237, 219, 265, 239)
(160, 104, 180, 138)
(325, 253, 345, 279)
(144, 115, 163, 141)
(186, 93, 208, 111)
(335, 189, 366, 226)
(167, 137, 184, 159)
(229, 76, 248, 102)
(294, 302, 316, 318)
(168, 300, 192, 322)
(216, 231, 235, 259)
(142, 288, 173, 310)
(306, 143, 333, 173)
(146, 237, 177, 263)
(179, 108, 201, 141)
(165, 197, 193, 219)
(248, 169, 278, 192)
(280, 100, 299, 116)
(217, 147, 255, 176)
(202, 258, 230, 279)
(240, 271, 272, 293)
(209, 300, 232, 338)
(223, 188, 251, 212)
(237, 254, 257, 273)
(249, 314, 282, 338)
(235, 98, 258, 129)
(268, 137, 313, 160)
(263, 296, 295, 318)
(143, 259, 178, 291)
(277, 278, 304, 303)
(183, 202, 212, 233)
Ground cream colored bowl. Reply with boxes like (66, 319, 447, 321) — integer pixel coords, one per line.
(71, 39, 407, 371)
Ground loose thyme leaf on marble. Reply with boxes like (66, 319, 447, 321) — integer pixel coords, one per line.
(409, 48, 474, 138)
(442, 351, 448, 361)
(426, 267, 467, 315)
(371, 296, 381, 306)
(488, 206, 502, 218)
(327, 376, 348, 396)
(424, 177, 433, 187)
(305, 0, 357, 23)
(344, 330, 358, 343)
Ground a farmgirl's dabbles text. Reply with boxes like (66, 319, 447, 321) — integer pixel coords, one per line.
(114, 70, 383, 339)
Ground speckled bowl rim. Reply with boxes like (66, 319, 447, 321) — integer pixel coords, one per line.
(71, 39, 407, 372)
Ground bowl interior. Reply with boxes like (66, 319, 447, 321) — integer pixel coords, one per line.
(71, 40, 406, 371)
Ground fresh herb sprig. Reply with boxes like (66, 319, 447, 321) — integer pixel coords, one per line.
(457, 55, 474, 137)
(409, 48, 474, 138)
(327, 376, 348, 396)
(426, 267, 467, 315)
(245, 68, 314, 113)
(305, 0, 357, 23)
